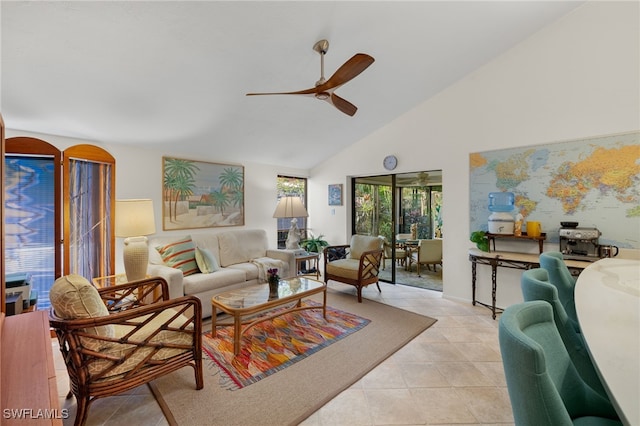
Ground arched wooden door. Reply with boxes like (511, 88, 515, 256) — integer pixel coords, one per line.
(4, 137, 114, 309)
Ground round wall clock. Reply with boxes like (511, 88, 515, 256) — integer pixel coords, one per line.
(383, 155, 398, 171)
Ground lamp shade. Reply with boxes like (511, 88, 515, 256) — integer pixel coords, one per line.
(273, 196, 308, 219)
(115, 199, 156, 237)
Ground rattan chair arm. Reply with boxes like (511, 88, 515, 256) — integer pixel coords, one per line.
(357, 249, 384, 280)
(49, 295, 202, 332)
(97, 276, 170, 312)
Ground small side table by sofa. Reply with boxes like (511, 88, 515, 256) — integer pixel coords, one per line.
(92, 274, 130, 289)
(92, 274, 155, 308)
(295, 253, 320, 279)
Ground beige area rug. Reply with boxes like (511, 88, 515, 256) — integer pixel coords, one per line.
(150, 288, 437, 426)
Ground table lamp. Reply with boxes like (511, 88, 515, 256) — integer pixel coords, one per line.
(115, 199, 156, 281)
(273, 196, 308, 251)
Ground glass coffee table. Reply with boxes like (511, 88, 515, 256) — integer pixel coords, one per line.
(211, 277, 327, 355)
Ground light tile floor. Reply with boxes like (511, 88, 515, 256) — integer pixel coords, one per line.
(54, 282, 514, 425)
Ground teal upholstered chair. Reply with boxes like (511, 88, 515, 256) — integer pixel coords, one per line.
(539, 251, 579, 331)
(499, 301, 621, 426)
(521, 268, 608, 399)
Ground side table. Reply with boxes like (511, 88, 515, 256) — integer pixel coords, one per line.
(92, 273, 132, 288)
(295, 253, 320, 279)
(92, 274, 155, 308)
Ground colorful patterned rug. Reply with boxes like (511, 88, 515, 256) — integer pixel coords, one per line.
(202, 301, 370, 389)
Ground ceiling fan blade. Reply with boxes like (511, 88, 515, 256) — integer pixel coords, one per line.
(316, 53, 375, 92)
(246, 87, 318, 96)
(327, 93, 358, 116)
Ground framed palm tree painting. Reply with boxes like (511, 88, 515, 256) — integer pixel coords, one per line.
(162, 157, 244, 230)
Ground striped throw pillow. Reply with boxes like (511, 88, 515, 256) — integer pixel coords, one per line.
(156, 237, 199, 276)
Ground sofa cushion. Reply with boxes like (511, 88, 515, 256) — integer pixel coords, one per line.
(156, 236, 199, 276)
(350, 235, 383, 260)
(49, 274, 114, 351)
(182, 268, 248, 295)
(226, 262, 260, 281)
(217, 229, 269, 267)
(190, 233, 221, 264)
(195, 247, 220, 273)
(326, 259, 361, 280)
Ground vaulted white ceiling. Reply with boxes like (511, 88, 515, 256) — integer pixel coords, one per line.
(2, 1, 584, 169)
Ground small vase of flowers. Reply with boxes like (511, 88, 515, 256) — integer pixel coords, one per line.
(267, 268, 279, 298)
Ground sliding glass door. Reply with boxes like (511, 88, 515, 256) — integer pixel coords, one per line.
(353, 171, 442, 290)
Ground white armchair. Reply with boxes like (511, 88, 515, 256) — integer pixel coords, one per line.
(410, 239, 443, 276)
(324, 235, 384, 303)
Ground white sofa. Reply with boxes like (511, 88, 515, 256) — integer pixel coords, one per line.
(147, 229, 296, 318)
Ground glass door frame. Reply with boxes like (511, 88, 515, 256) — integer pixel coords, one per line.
(351, 171, 442, 286)
(351, 174, 402, 283)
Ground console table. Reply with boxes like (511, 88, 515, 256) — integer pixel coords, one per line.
(468, 248, 590, 319)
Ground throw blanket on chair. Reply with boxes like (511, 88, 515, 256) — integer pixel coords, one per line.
(251, 257, 288, 282)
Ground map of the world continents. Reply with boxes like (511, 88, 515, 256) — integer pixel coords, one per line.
(469, 131, 640, 249)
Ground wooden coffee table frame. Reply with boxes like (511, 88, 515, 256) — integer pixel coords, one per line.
(211, 278, 327, 355)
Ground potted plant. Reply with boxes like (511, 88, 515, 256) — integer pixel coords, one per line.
(470, 230, 490, 252)
(300, 233, 329, 254)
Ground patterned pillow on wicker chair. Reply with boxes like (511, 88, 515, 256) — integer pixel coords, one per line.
(49, 274, 115, 351)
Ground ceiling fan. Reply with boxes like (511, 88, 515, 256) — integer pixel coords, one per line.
(246, 40, 374, 116)
(415, 172, 430, 186)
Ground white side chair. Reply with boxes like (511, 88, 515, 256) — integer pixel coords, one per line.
(410, 239, 443, 276)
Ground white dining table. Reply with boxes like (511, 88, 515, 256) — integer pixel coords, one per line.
(575, 257, 640, 426)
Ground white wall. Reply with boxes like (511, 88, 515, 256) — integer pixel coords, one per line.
(308, 1, 640, 307)
(4, 129, 309, 274)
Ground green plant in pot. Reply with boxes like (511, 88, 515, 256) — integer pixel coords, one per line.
(470, 230, 490, 252)
(300, 234, 329, 253)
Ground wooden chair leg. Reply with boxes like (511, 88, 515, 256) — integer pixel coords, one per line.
(74, 395, 90, 426)
(194, 359, 204, 390)
(357, 286, 363, 303)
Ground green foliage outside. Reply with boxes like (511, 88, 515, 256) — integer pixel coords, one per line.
(355, 183, 442, 242)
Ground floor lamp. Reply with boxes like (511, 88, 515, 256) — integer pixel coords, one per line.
(273, 196, 308, 252)
(115, 199, 156, 282)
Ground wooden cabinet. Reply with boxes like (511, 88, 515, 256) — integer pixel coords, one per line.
(0, 311, 64, 425)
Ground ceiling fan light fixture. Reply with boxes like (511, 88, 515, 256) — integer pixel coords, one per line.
(315, 92, 330, 100)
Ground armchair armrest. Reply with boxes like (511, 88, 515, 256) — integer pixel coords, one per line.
(357, 248, 384, 281)
(50, 295, 201, 333)
(97, 276, 169, 313)
(147, 263, 185, 299)
(266, 249, 296, 277)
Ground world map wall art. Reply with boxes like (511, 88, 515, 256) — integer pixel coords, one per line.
(469, 131, 640, 249)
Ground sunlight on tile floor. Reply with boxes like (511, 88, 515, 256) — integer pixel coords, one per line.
(54, 282, 514, 426)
